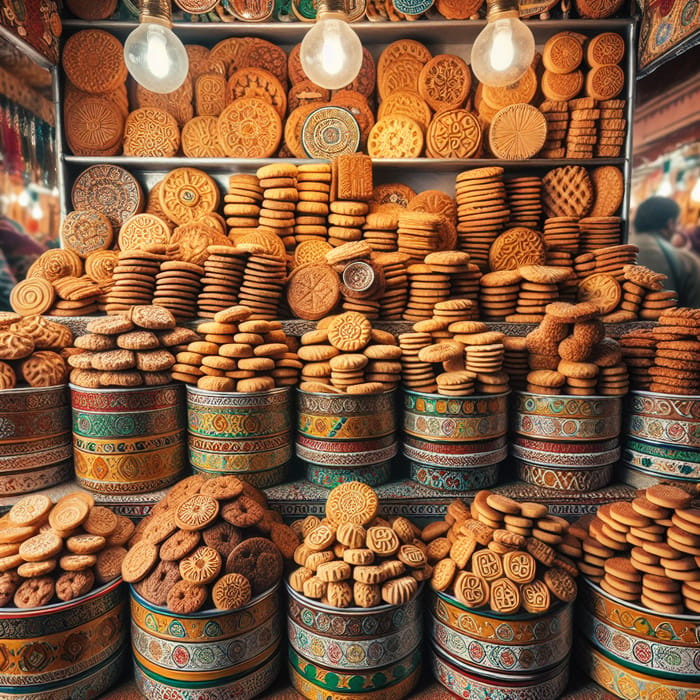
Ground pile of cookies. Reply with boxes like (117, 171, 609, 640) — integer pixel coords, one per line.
(0, 313, 71, 389)
(171, 305, 301, 393)
(288, 482, 425, 608)
(524, 301, 629, 396)
(565, 484, 700, 614)
(619, 307, 700, 395)
(122, 475, 295, 614)
(428, 491, 578, 615)
(67, 305, 197, 389)
(399, 319, 508, 397)
(0, 492, 132, 608)
(62, 27, 627, 162)
(297, 311, 402, 394)
(10, 248, 108, 318)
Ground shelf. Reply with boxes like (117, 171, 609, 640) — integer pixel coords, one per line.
(63, 155, 628, 173)
(61, 18, 635, 44)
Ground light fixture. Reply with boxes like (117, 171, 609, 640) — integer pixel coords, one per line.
(124, 0, 189, 94)
(657, 162, 673, 197)
(300, 0, 363, 91)
(471, 0, 536, 88)
(691, 175, 700, 203)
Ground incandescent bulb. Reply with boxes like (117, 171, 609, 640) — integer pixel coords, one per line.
(691, 178, 700, 203)
(657, 176, 673, 197)
(17, 189, 30, 207)
(471, 12, 535, 87)
(300, 12, 363, 91)
(124, 22, 188, 93)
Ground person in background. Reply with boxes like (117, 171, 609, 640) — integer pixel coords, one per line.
(0, 217, 45, 311)
(631, 196, 700, 309)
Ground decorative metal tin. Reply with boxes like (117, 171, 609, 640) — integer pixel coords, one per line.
(133, 649, 281, 700)
(297, 433, 396, 454)
(186, 386, 291, 439)
(403, 434, 507, 455)
(393, 0, 435, 14)
(0, 383, 68, 412)
(0, 460, 73, 495)
(627, 413, 700, 448)
(0, 579, 126, 698)
(289, 662, 421, 700)
(296, 441, 398, 467)
(578, 607, 700, 680)
(192, 462, 287, 489)
(622, 444, 700, 481)
(579, 640, 700, 700)
(286, 582, 424, 697)
(409, 463, 501, 491)
(513, 392, 622, 442)
(513, 436, 620, 454)
(130, 584, 281, 697)
(624, 436, 700, 464)
(71, 385, 186, 494)
(287, 585, 422, 639)
(305, 461, 393, 488)
(73, 443, 186, 494)
(404, 442, 508, 468)
(430, 616, 570, 674)
(516, 461, 613, 491)
(297, 389, 396, 441)
(0, 385, 71, 494)
(430, 590, 573, 646)
(628, 390, 700, 421)
(289, 646, 422, 693)
(512, 443, 621, 468)
(402, 390, 509, 443)
(187, 387, 291, 487)
(70, 384, 182, 412)
(430, 647, 570, 700)
(579, 578, 700, 647)
(302, 106, 361, 159)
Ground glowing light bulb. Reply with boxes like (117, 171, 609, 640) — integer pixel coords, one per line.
(471, 0, 535, 88)
(31, 201, 42, 219)
(300, 10, 363, 90)
(124, 3, 188, 94)
(691, 178, 700, 203)
(18, 189, 30, 207)
(657, 176, 673, 197)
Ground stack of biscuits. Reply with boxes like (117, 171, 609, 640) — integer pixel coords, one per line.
(256, 163, 298, 252)
(596, 99, 626, 157)
(67, 306, 191, 389)
(618, 328, 656, 390)
(566, 484, 700, 614)
(122, 475, 295, 614)
(0, 313, 72, 389)
(524, 301, 629, 396)
(295, 163, 332, 244)
(224, 174, 264, 239)
(171, 305, 300, 393)
(298, 311, 401, 394)
(288, 482, 425, 608)
(428, 491, 579, 616)
(0, 492, 132, 608)
(539, 101, 569, 159)
(566, 97, 598, 160)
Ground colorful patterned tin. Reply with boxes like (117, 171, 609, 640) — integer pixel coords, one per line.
(622, 443, 700, 481)
(130, 583, 281, 698)
(516, 461, 613, 491)
(0, 578, 127, 699)
(287, 583, 423, 699)
(578, 639, 700, 700)
(305, 461, 393, 488)
(628, 390, 700, 422)
(430, 590, 572, 647)
(70, 384, 186, 494)
(296, 389, 397, 487)
(0, 385, 71, 494)
(289, 647, 421, 699)
(579, 577, 700, 648)
(618, 463, 698, 492)
(512, 443, 621, 468)
(187, 386, 291, 486)
(409, 463, 501, 491)
(430, 646, 570, 700)
(402, 390, 509, 443)
(297, 389, 396, 440)
(513, 392, 622, 442)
